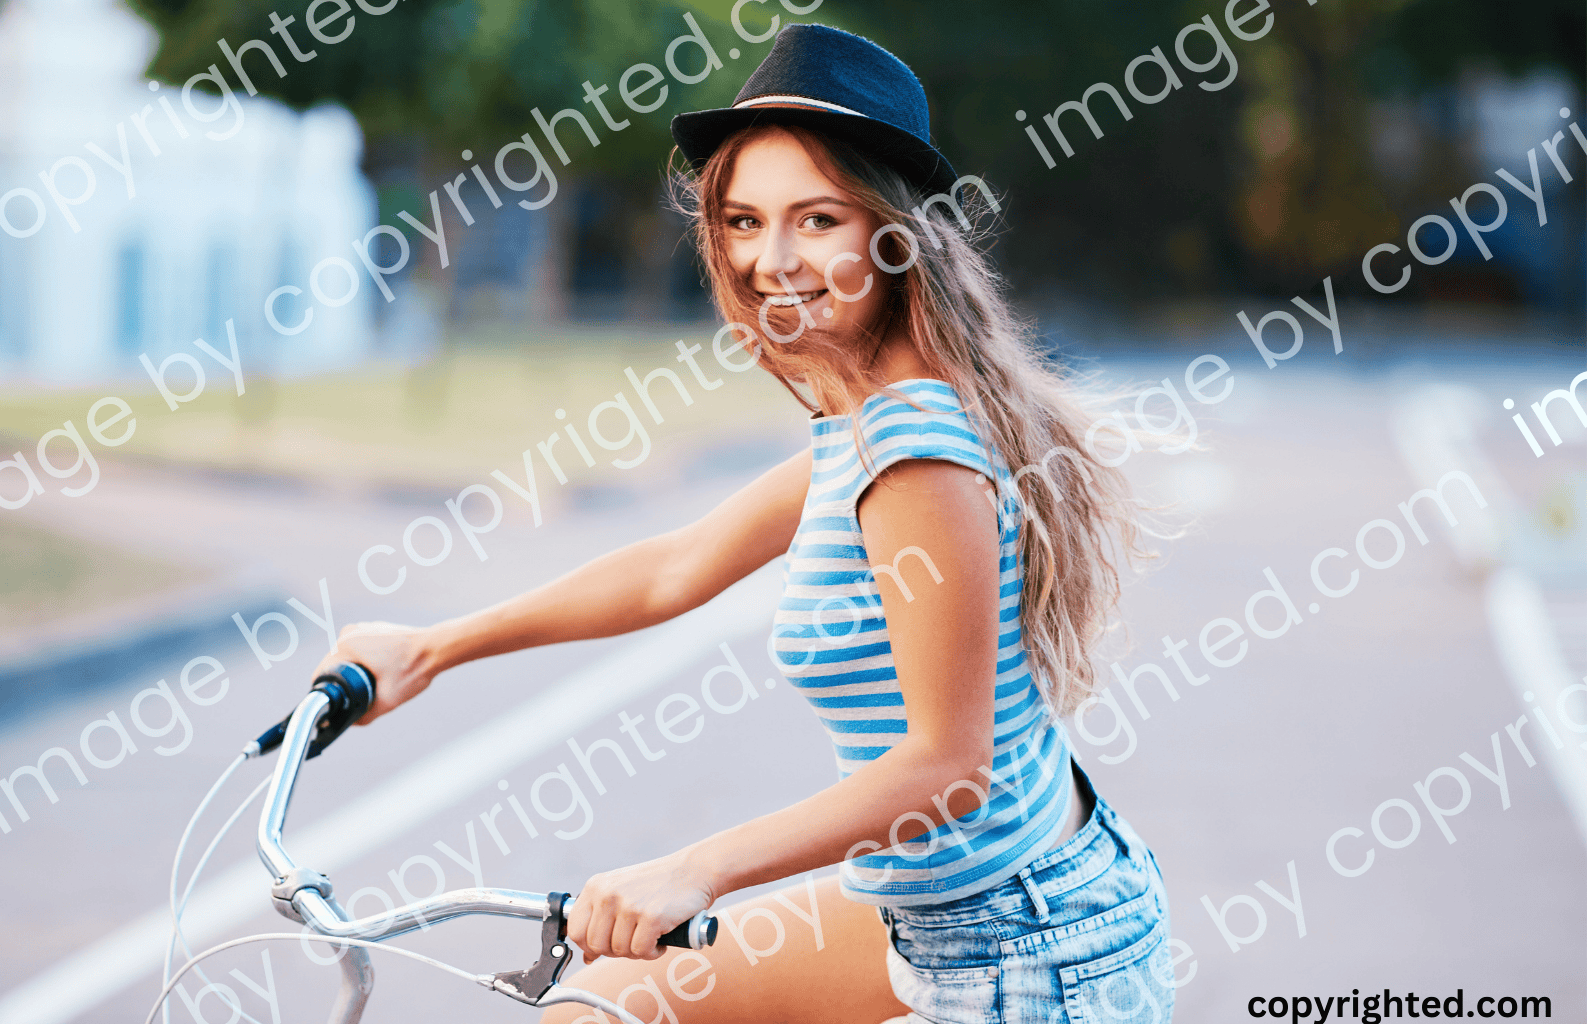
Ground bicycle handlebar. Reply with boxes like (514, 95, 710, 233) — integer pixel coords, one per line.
(248, 663, 375, 760)
(252, 665, 717, 1022)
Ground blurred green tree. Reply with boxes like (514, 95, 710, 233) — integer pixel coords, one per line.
(131, 0, 751, 173)
(129, 0, 1585, 308)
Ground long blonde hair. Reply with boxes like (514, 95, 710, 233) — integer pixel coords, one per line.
(668, 123, 1156, 715)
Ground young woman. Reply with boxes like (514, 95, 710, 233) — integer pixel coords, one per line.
(317, 23, 1175, 1024)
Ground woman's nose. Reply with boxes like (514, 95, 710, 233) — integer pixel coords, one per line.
(754, 223, 803, 284)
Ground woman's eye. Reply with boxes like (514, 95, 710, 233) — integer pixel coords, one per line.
(804, 214, 835, 229)
(729, 216, 758, 231)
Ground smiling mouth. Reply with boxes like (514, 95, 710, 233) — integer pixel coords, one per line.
(762, 289, 828, 306)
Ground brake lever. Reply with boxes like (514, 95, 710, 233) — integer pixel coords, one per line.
(490, 893, 712, 1020)
(490, 891, 575, 1006)
(487, 893, 645, 1023)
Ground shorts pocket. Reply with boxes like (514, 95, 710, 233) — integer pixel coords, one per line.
(998, 895, 1174, 1024)
(884, 940, 1001, 1024)
(1059, 918, 1173, 1023)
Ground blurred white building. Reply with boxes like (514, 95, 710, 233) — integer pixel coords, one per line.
(0, 0, 377, 383)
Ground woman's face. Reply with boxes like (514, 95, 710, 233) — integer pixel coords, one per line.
(719, 129, 893, 339)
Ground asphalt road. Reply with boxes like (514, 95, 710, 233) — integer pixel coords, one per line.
(1, 350, 1583, 1024)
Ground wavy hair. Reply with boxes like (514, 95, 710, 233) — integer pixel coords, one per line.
(667, 123, 1161, 716)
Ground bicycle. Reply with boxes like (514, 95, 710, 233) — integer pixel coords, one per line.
(145, 663, 719, 1024)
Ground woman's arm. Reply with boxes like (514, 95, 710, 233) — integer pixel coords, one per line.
(566, 456, 1003, 962)
(314, 445, 812, 722)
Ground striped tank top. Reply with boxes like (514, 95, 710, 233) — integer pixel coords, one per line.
(770, 378, 1073, 906)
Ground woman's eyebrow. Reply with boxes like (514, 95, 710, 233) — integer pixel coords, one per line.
(722, 195, 853, 212)
(789, 195, 852, 210)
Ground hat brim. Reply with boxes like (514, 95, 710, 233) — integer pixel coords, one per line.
(670, 105, 959, 199)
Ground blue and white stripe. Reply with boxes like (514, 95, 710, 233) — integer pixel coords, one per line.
(772, 379, 1072, 906)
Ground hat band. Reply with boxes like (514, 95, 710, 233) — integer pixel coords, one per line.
(732, 94, 867, 117)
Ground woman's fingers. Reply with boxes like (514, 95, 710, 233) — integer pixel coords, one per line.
(571, 856, 712, 964)
(576, 883, 621, 962)
(636, 927, 668, 961)
(565, 891, 600, 965)
(624, 910, 670, 961)
(572, 881, 679, 963)
(611, 905, 657, 960)
(603, 912, 663, 961)
(607, 909, 635, 959)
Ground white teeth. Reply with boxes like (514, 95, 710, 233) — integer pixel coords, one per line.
(766, 291, 824, 306)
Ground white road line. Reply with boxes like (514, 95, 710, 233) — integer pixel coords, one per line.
(1484, 568, 1587, 849)
(1391, 384, 1587, 841)
(0, 568, 780, 1024)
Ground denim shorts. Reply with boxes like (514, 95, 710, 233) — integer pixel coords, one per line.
(877, 765, 1175, 1024)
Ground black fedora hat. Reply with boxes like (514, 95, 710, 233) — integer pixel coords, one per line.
(670, 23, 959, 198)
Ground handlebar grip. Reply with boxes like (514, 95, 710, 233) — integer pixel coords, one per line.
(304, 663, 376, 759)
(658, 912, 717, 950)
(250, 663, 376, 760)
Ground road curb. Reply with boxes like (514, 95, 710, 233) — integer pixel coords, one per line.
(0, 578, 282, 724)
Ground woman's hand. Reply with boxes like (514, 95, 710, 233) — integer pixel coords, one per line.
(566, 848, 719, 964)
(311, 622, 440, 725)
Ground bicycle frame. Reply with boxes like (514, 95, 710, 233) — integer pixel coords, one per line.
(257, 687, 649, 1023)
